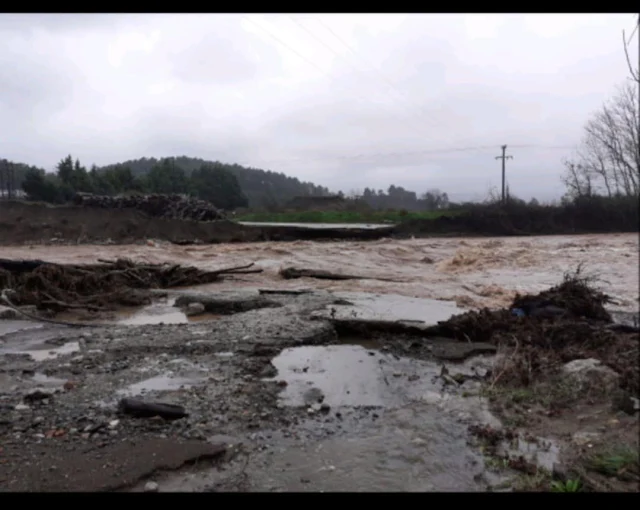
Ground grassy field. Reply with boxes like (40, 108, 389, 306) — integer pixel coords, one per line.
(235, 210, 459, 224)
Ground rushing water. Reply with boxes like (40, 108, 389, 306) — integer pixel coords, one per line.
(5, 232, 637, 312)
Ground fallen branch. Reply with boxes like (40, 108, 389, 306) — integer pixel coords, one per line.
(279, 266, 403, 282)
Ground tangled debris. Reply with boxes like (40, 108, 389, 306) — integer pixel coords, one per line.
(426, 269, 639, 395)
(72, 192, 227, 221)
(0, 258, 262, 312)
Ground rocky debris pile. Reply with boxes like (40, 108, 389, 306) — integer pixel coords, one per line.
(72, 192, 227, 221)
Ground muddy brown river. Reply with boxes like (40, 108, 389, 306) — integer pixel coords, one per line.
(4, 233, 638, 312)
(0, 232, 637, 492)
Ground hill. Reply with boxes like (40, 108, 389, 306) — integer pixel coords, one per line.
(97, 156, 332, 209)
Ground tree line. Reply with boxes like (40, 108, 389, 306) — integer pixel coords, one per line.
(19, 156, 249, 210)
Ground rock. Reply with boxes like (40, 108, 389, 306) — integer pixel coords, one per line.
(303, 387, 324, 405)
(611, 390, 639, 415)
(562, 358, 620, 394)
(144, 481, 159, 492)
(0, 305, 18, 319)
(259, 364, 277, 378)
(24, 390, 54, 403)
(118, 398, 188, 420)
(572, 431, 601, 446)
(185, 302, 205, 317)
(14, 404, 30, 411)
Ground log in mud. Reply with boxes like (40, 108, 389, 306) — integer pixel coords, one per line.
(279, 266, 403, 282)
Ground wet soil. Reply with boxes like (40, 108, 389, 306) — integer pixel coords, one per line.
(1, 283, 637, 492)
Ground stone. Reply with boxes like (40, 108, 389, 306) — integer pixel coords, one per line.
(144, 481, 159, 492)
(562, 358, 620, 394)
(572, 431, 601, 446)
(185, 302, 205, 317)
(0, 305, 18, 319)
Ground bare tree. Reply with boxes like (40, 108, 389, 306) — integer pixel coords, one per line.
(562, 81, 639, 198)
(563, 22, 639, 199)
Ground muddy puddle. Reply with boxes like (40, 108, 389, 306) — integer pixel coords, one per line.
(145, 343, 511, 492)
(116, 298, 221, 326)
(0, 320, 80, 361)
(117, 374, 206, 397)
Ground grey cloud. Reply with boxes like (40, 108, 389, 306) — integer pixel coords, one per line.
(0, 13, 635, 201)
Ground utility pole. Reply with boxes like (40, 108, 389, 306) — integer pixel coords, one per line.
(495, 145, 513, 204)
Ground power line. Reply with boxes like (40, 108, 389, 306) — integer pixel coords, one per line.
(237, 143, 575, 168)
(285, 15, 459, 148)
(241, 16, 330, 79)
(249, 15, 466, 151)
(309, 16, 460, 146)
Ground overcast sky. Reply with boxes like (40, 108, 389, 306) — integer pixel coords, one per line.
(0, 13, 636, 201)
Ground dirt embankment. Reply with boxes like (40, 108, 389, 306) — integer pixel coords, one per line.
(0, 201, 393, 245)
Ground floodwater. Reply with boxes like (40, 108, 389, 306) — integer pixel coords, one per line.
(5, 232, 638, 312)
(238, 221, 393, 229)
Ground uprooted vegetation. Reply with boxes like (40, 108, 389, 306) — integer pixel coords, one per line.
(427, 268, 638, 398)
(0, 258, 262, 312)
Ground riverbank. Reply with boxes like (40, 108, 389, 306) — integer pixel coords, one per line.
(0, 235, 638, 491)
(0, 282, 637, 491)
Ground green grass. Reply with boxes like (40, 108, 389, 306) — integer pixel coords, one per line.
(586, 446, 639, 478)
(551, 479, 582, 492)
(235, 209, 462, 224)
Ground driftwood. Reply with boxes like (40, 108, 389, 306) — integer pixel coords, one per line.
(0, 258, 263, 313)
(279, 266, 403, 282)
(258, 288, 313, 295)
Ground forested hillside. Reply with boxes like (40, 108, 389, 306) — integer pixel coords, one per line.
(98, 156, 332, 209)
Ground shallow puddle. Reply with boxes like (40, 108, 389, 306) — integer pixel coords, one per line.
(268, 344, 497, 422)
(316, 293, 462, 323)
(117, 298, 221, 326)
(117, 374, 206, 397)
